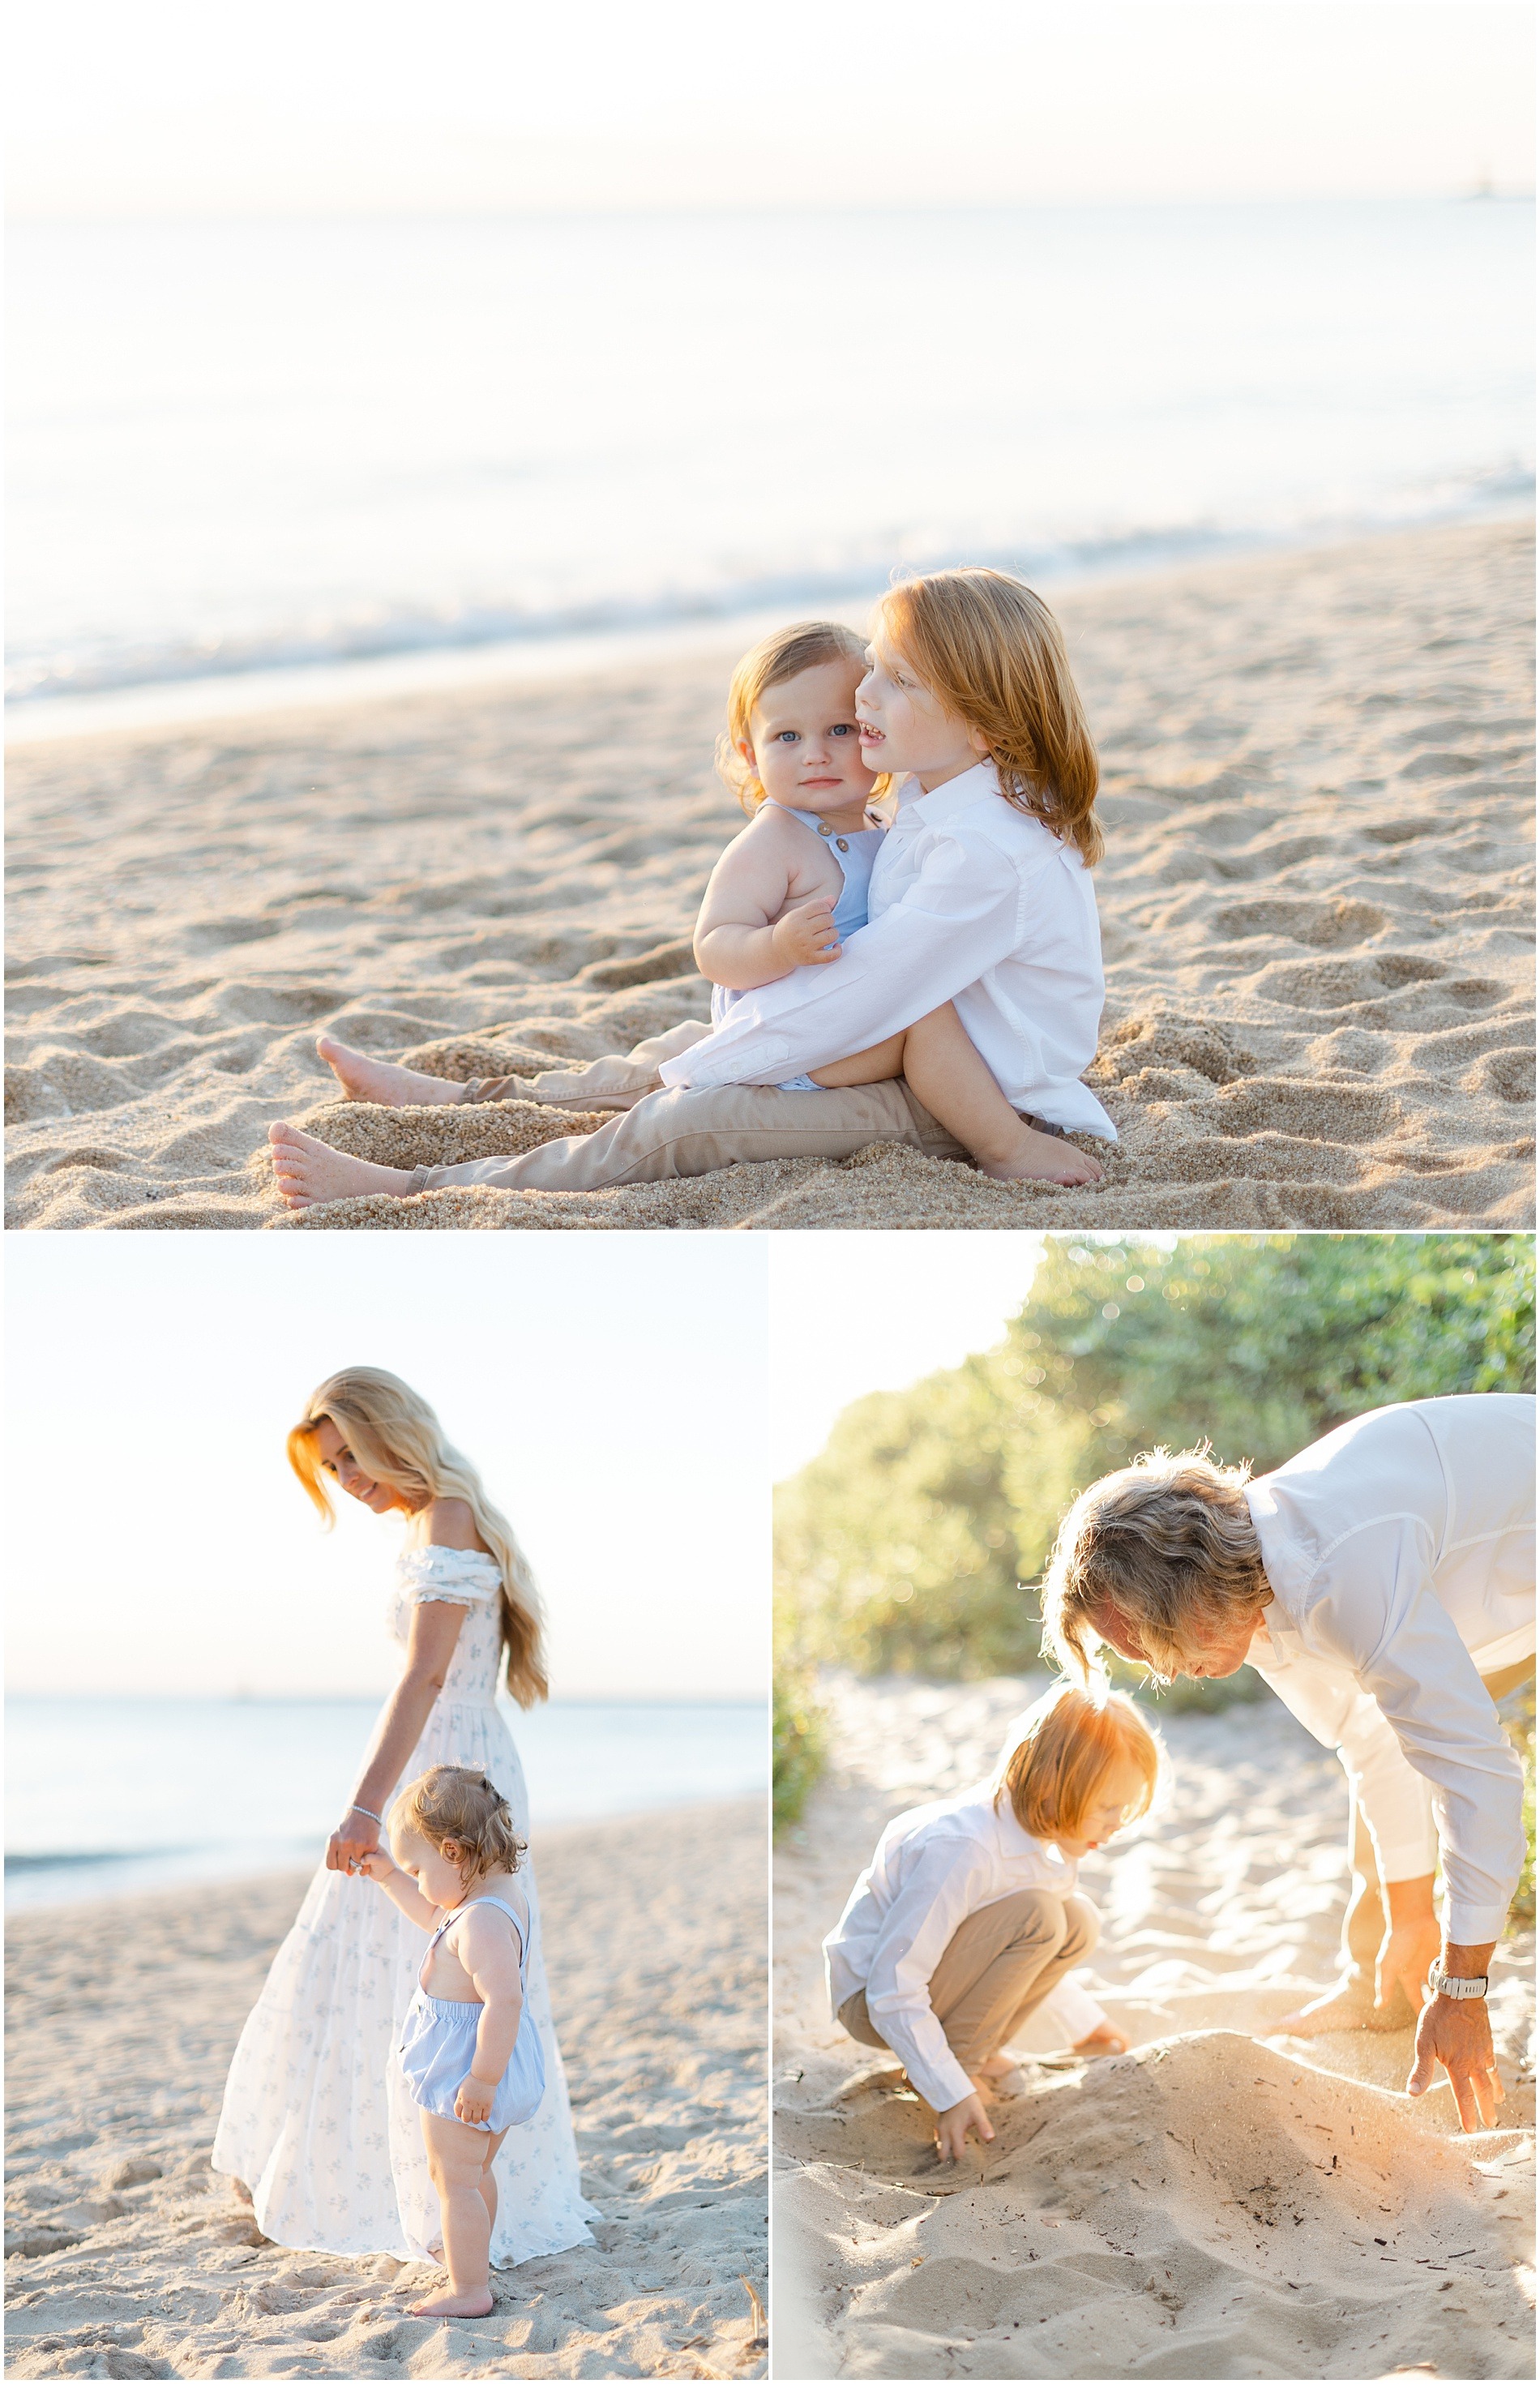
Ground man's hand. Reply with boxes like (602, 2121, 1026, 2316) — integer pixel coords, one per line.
(770, 899, 841, 969)
(1408, 1994, 1504, 2129)
(327, 1808, 381, 1873)
(1375, 1913, 1442, 2018)
(455, 2073, 495, 2126)
(935, 2091, 995, 2164)
(1407, 1938, 1504, 2133)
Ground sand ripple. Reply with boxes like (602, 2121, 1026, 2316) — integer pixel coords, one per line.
(6, 518, 1532, 1228)
(6, 1802, 767, 2380)
(774, 1678, 1536, 2379)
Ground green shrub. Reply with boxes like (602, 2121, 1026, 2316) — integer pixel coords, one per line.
(773, 1659, 828, 1834)
(776, 1234, 1534, 1685)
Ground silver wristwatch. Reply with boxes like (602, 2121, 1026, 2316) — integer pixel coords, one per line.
(1427, 1961, 1488, 2001)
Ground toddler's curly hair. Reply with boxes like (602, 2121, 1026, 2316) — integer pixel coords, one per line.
(394, 1765, 526, 1885)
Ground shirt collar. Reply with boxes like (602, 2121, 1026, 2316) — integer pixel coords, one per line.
(896, 760, 1001, 826)
(992, 1794, 1070, 1871)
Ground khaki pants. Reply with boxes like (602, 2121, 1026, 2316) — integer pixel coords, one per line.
(1343, 1654, 1534, 1992)
(836, 1890, 1101, 2101)
(402, 1076, 969, 1195)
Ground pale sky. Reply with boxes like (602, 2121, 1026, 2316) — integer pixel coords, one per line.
(7, 2, 1532, 216)
(769, 1236, 1046, 1480)
(6, 1237, 768, 1701)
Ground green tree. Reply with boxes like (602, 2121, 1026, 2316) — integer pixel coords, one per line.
(776, 1235, 1534, 1683)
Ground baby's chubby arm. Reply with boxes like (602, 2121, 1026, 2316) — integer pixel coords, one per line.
(693, 811, 842, 991)
(353, 1849, 439, 1930)
(451, 1907, 527, 2125)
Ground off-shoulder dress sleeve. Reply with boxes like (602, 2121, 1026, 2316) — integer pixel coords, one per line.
(396, 1547, 503, 1607)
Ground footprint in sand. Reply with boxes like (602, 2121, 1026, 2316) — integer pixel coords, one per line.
(1210, 897, 1391, 949)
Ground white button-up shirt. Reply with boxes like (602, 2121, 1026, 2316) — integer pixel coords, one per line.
(823, 1775, 1106, 2114)
(659, 763, 1116, 1138)
(1244, 1394, 1534, 1944)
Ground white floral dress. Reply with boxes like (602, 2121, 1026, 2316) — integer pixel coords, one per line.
(212, 1545, 597, 2266)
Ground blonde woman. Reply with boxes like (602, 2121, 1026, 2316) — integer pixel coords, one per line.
(212, 1369, 594, 2271)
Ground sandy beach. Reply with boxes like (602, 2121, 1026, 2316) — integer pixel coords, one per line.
(773, 1676, 1536, 2380)
(5, 1798, 768, 2381)
(6, 515, 1533, 1231)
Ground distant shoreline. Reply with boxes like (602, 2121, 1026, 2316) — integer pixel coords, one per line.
(7, 1791, 767, 1915)
(8, 500, 1531, 749)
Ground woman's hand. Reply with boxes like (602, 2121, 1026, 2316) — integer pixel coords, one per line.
(327, 1809, 381, 1874)
(455, 2073, 495, 2126)
(935, 2091, 995, 2164)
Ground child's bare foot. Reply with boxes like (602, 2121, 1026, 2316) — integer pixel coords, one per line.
(1073, 2023, 1130, 2057)
(977, 1125, 1104, 1186)
(317, 1036, 467, 1107)
(268, 1122, 420, 1209)
(975, 2054, 1017, 2081)
(408, 2287, 495, 2318)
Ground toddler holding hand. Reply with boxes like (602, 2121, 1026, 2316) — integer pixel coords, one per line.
(357, 1765, 545, 2318)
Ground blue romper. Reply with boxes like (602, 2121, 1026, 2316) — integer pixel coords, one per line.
(710, 804, 887, 1089)
(396, 1892, 545, 2134)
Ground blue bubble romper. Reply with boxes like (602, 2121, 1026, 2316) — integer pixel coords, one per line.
(397, 1892, 545, 2134)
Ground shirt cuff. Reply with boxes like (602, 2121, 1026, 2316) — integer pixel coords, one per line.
(913, 2046, 977, 2113)
(1373, 1831, 1440, 1884)
(1444, 1901, 1508, 1945)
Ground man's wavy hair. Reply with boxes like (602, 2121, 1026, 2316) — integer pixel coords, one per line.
(1040, 1446, 1270, 1686)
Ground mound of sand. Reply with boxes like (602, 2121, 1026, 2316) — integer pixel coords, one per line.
(6, 516, 1533, 1230)
(778, 2034, 1534, 2380)
(774, 1677, 1536, 2379)
(6, 1800, 768, 2381)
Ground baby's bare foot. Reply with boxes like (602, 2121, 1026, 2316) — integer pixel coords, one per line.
(317, 1036, 466, 1107)
(268, 1122, 421, 1210)
(979, 1127, 1105, 1187)
(408, 2287, 494, 2318)
(1275, 1977, 1412, 2036)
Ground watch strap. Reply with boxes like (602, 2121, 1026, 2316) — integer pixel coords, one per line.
(1427, 1963, 1488, 2001)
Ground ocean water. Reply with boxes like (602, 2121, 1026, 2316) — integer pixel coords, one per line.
(5, 1697, 767, 1909)
(7, 200, 1531, 709)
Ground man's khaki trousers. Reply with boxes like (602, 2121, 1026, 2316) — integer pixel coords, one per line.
(836, 1889, 1101, 2108)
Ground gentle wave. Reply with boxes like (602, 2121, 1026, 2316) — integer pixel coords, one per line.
(7, 469, 1530, 707)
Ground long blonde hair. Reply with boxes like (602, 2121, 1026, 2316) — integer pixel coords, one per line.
(717, 618, 892, 814)
(289, 1367, 548, 1706)
(876, 568, 1102, 864)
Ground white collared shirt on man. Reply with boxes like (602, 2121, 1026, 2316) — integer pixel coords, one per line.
(1244, 1394, 1534, 1944)
(657, 764, 1117, 1137)
(823, 1777, 1106, 2115)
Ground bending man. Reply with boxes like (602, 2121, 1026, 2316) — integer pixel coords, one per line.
(1040, 1393, 1534, 2134)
